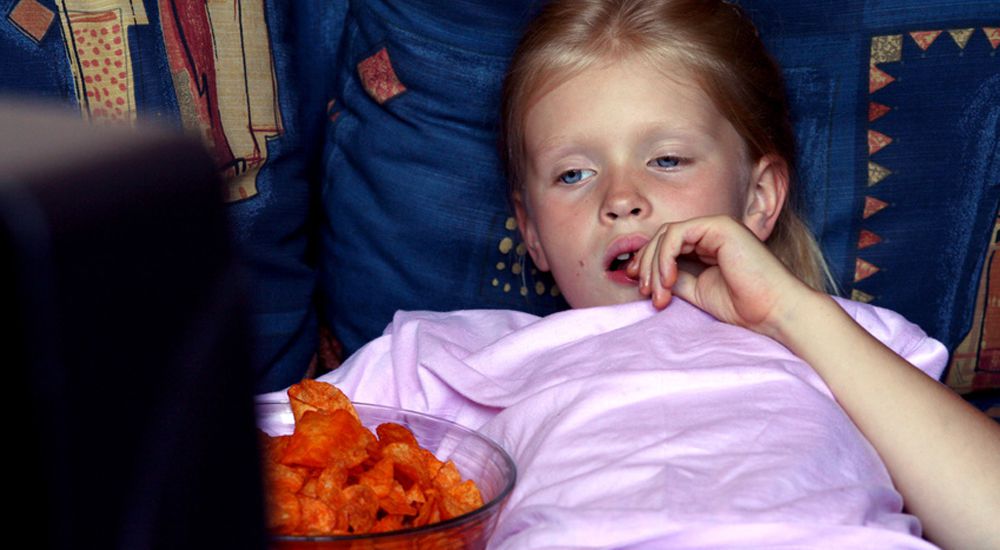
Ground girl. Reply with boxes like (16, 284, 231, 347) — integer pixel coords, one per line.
(265, 0, 1000, 547)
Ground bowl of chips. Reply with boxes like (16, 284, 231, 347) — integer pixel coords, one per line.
(257, 380, 516, 549)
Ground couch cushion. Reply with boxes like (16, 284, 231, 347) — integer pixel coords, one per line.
(0, 0, 343, 391)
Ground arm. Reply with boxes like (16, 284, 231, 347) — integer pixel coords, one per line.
(629, 215, 1000, 549)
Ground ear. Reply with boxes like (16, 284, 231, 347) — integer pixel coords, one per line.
(513, 189, 550, 272)
(742, 154, 788, 241)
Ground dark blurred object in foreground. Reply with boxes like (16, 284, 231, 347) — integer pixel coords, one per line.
(0, 102, 265, 550)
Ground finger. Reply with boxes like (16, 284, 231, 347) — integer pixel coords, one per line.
(636, 228, 662, 296)
(650, 232, 671, 308)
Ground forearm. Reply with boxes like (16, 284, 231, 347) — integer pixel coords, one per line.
(769, 290, 1000, 549)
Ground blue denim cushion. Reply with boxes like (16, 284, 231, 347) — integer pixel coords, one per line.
(743, 0, 1000, 357)
(321, 0, 565, 355)
(0, 0, 343, 391)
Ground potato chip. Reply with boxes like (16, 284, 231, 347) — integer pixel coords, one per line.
(381, 442, 431, 487)
(433, 460, 462, 490)
(342, 484, 379, 534)
(265, 461, 306, 495)
(266, 490, 301, 535)
(281, 409, 374, 469)
(440, 479, 484, 520)
(372, 514, 405, 533)
(288, 379, 359, 424)
(298, 495, 338, 536)
(376, 422, 419, 448)
(262, 381, 485, 537)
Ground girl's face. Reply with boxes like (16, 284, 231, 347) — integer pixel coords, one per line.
(515, 57, 783, 308)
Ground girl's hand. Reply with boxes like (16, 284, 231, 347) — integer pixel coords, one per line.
(625, 215, 814, 336)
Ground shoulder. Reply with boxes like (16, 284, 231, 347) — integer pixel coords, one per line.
(832, 296, 949, 380)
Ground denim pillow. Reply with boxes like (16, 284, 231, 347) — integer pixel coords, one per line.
(321, 0, 565, 356)
(741, 0, 999, 402)
(0, 0, 343, 391)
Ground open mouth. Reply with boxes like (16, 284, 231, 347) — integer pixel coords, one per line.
(608, 251, 635, 273)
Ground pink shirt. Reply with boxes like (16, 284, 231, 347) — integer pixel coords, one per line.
(260, 297, 947, 549)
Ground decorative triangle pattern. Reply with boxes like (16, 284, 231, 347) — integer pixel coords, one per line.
(870, 34, 903, 65)
(948, 28, 974, 49)
(858, 229, 883, 250)
(984, 27, 1000, 49)
(851, 289, 876, 303)
(910, 30, 942, 50)
(869, 101, 891, 122)
(854, 258, 881, 282)
(863, 196, 889, 219)
(869, 65, 896, 94)
(868, 130, 893, 155)
(868, 162, 892, 186)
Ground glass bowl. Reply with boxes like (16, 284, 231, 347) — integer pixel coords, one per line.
(256, 401, 516, 549)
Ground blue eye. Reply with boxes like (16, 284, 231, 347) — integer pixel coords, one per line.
(651, 156, 681, 168)
(558, 168, 596, 185)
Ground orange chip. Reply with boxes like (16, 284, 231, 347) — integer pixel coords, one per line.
(316, 464, 348, 499)
(414, 488, 441, 527)
(266, 490, 301, 535)
(376, 422, 419, 448)
(288, 379, 359, 424)
(405, 483, 426, 506)
(381, 442, 431, 487)
(358, 457, 394, 497)
(264, 462, 306, 495)
(421, 448, 444, 479)
(342, 484, 379, 534)
(259, 432, 291, 464)
(440, 479, 484, 520)
(433, 460, 462, 490)
(263, 381, 485, 537)
(281, 409, 374, 469)
(372, 514, 405, 533)
(298, 495, 338, 536)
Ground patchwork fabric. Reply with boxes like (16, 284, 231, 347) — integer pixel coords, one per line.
(745, 0, 1000, 414)
(0, 0, 346, 391)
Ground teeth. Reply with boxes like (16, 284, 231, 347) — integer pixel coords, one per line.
(616, 253, 631, 261)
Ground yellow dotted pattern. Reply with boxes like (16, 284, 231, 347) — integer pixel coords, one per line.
(493, 216, 560, 299)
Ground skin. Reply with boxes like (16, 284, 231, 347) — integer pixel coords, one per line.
(515, 58, 786, 309)
(516, 56, 1000, 548)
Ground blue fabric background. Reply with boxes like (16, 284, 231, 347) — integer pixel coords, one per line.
(321, 0, 1000, 372)
(321, 0, 563, 355)
(0, 0, 343, 391)
(744, 0, 1000, 354)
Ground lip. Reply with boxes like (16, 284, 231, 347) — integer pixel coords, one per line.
(603, 233, 649, 284)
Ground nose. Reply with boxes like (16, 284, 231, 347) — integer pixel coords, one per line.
(601, 175, 651, 222)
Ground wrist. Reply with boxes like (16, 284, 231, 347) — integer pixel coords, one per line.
(759, 285, 833, 346)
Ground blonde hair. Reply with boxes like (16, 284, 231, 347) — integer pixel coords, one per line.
(501, 0, 835, 292)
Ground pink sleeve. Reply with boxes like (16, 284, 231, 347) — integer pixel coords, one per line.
(833, 296, 950, 380)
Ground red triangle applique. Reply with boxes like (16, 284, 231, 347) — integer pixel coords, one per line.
(868, 130, 893, 156)
(869, 65, 896, 94)
(869, 102, 891, 122)
(857, 229, 883, 250)
(984, 27, 1000, 49)
(863, 196, 889, 219)
(910, 30, 942, 50)
(854, 258, 881, 282)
